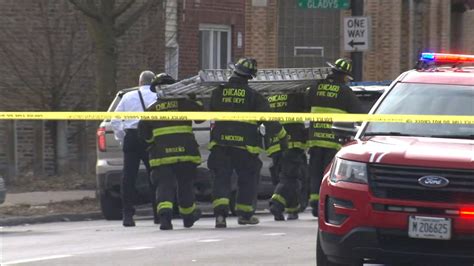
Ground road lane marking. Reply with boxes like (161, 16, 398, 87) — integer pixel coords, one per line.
(263, 233, 286, 236)
(3, 255, 72, 265)
(197, 239, 222, 243)
(122, 246, 154, 251)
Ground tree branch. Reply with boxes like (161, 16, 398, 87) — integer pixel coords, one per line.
(114, 0, 154, 37)
(69, 0, 101, 20)
(111, 0, 136, 18)
(58, 49, 92, 104)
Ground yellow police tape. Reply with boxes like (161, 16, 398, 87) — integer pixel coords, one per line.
(0, 112, 473, 124)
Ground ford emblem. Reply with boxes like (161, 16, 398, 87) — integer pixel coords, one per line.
(418, 176, 450, 188)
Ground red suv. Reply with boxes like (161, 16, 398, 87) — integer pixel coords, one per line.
(317, 53, 474, 265)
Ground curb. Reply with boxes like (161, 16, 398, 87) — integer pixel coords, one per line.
(0, 212, 104, 227)
(0, 202, 274, 227)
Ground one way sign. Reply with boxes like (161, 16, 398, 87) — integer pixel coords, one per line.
(344, 16, 370, 52)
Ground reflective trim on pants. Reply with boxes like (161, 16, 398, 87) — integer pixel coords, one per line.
(157, 201, 173, 212)
(212, 198, 229, 208)
(235, 203, 253, 213)
(285, 206, 300, 213)
(271, 193, 287, 207)
(309, 194, 320, 203)
(179, 203, 196, 215)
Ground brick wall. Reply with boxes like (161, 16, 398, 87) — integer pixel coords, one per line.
(0, 0, 165, 177)
(460, 10, 474, 54)
(363, 0, 402, 81)
(244, 0, 279, 68)
(177, 0, 245, 78)
(363, 0, 452, 81)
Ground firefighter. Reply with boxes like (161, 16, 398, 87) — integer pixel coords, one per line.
(208, 58, 287, 228)
(305, 58, 363, 217)
(266, 91, 308, 221)
(138, 73, 203, 230)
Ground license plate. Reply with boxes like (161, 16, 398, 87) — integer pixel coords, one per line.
(408, 216, 451, 240)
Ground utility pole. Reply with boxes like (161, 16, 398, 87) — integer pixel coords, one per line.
(351, 0, 364, 81)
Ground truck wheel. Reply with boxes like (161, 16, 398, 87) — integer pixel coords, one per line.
(99, 192, 123, 220)
(317, 234, 360, 266)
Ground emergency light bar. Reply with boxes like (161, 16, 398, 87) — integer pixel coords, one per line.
(420, 53, 474, 64)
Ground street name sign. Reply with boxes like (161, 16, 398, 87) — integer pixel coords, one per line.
(298, 0, 350, 9)
(344, 16, 370, 52)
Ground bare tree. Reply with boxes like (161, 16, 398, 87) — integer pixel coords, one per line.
(0, 0, 92, 175)
(69, 0, 156, 109)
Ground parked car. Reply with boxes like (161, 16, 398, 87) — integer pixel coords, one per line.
(317, 53, 474, 265)
(0, 176, 6, 205)
(96, 84, 385, 220)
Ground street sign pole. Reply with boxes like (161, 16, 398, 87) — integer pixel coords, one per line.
(351, 0, 363, 81)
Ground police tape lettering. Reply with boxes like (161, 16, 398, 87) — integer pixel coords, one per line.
(0, 112, 472, 124)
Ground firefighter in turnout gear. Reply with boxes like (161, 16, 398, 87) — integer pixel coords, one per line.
(138, 73, 203, 230)
(305, 58, 363, 217)
(209, 58, 287, 228)
(266, 92, 308, 221)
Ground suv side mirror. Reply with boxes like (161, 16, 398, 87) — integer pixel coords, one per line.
(332, 122, 359, 143)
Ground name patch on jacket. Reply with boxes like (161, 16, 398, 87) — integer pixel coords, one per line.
(268, 94, 288, 108)
(222, 88, 246, 104)
(155, 101, 179, 111)
(165, 146, 186, 153)
(221, 134, 244, 142)
(317, 84, 340, 98)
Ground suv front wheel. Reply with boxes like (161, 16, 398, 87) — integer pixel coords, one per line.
(317, 233, 361, 266)
(99, 191, 123, 220)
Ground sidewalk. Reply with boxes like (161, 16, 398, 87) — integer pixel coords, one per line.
(2, 190, 96, 207)
(0, 190, 272, 226)
(0, 190, 100, 226)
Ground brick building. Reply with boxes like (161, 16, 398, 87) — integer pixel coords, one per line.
(0, 0, 165, 179)
(361, 0, 474, 81)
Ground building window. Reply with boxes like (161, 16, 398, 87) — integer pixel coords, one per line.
(199, 24, 231, 69)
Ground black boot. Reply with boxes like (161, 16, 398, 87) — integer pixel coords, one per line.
(215, 215, 227, 228)
(159, 211, 173, 230)
(122, 215, 135, 227)
(237, 215, 260, 225)
(183, 209, 202, 228)
(287, 212, 299, 220)
(270, 202, 285, 221)
(122, 208, 135, 227)
(310, 200, 319, 217)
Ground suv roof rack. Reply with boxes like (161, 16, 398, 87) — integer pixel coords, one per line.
(159, 67, 332, 98)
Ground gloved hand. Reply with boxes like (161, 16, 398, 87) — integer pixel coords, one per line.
(187, 93, 197, 100)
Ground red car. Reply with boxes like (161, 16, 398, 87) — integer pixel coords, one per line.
(317, 53, 474, 266)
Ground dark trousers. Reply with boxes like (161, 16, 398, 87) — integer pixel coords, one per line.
(209, 145, 261, 218)
(121, 129, 155, 218)
(270, 149, 307, 213)
(308, 147, 338, 207)
(151, 162, 197, 216)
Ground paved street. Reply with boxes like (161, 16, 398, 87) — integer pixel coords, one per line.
(1, 212, 319, 266)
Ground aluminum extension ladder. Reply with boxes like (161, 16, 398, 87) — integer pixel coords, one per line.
(158, 67, 333, 99)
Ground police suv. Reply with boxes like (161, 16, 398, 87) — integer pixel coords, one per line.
(317, 53, 474, 265)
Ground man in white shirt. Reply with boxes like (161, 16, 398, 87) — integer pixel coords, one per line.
(111, 70, 157, 227)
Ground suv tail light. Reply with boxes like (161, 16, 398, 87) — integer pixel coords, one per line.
(460, 208, 474, 218)
(97, 127, 106, 152)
